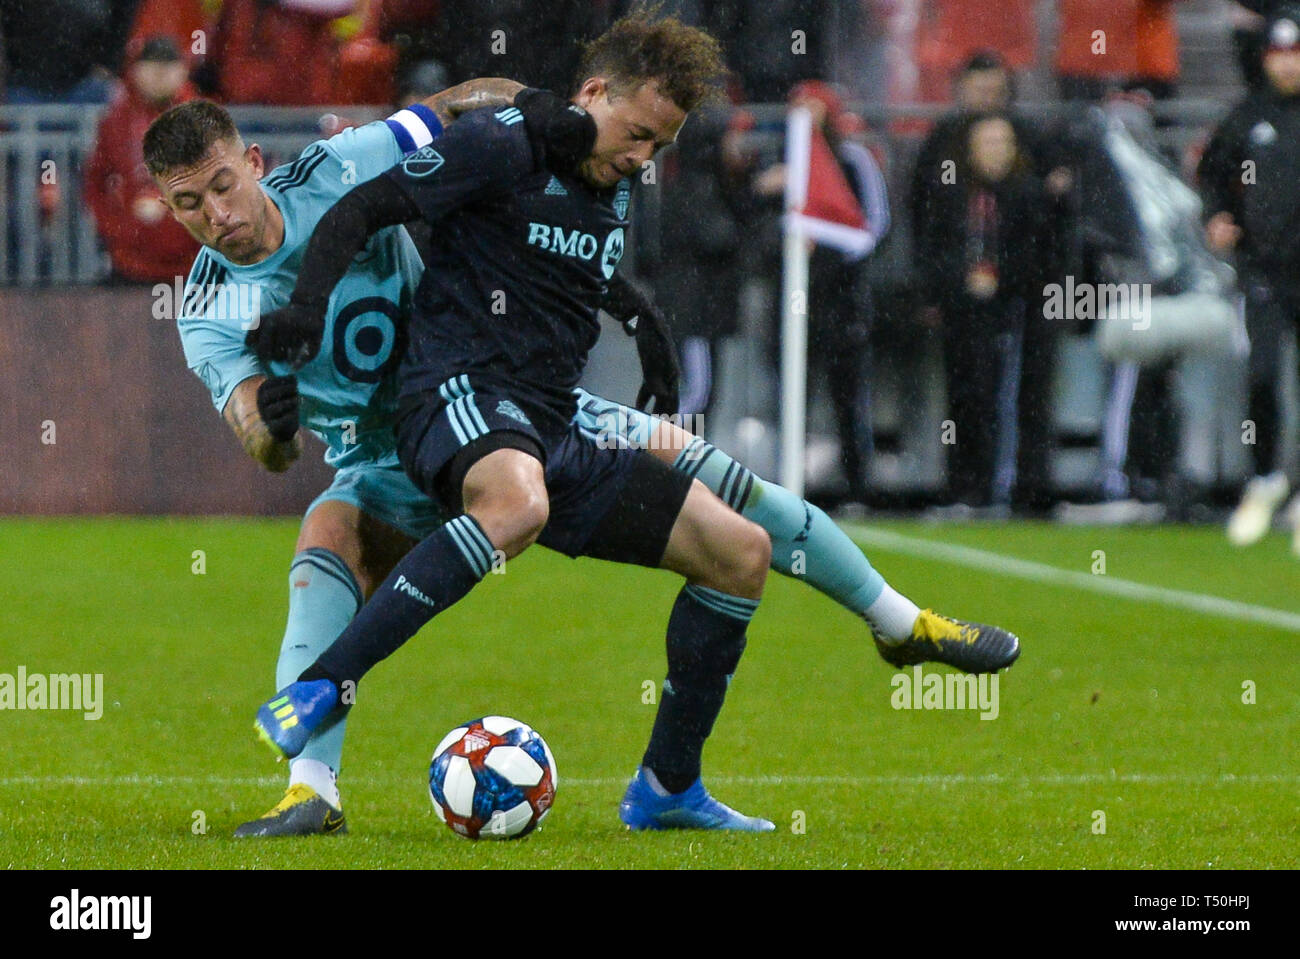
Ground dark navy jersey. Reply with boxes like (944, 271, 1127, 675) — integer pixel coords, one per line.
(383, 105, 632, 414)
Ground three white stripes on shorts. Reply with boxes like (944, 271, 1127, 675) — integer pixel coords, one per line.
(438, 375, 489, 447)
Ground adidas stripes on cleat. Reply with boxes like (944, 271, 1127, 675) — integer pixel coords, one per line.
(233, 784, 347, 838)
(874, 608, 1020, 674)
(253, 679, 340, 761)
(618, 767, 775, 832)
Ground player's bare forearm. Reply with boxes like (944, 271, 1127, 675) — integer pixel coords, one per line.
(421, 78, 526, 128)
(223, 376, 301, 473)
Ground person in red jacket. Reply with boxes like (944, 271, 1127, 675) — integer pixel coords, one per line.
(84, 35, 200, 284)
(914, 0, 1038, 103)
(1055, 0, 1186, 101)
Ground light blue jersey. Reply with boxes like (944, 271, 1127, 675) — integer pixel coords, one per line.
(174, 104, 662, 538)
(177, 109, 443, 472)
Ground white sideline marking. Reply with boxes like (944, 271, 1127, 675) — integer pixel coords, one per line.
(845, 524, 1300, 634)
(0, 773, 1296, 788)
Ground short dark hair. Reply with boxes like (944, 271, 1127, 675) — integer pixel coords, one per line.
(143, 99, 241, 177)
(576, 5, 725, 112)
(961, 50, 1009, 75)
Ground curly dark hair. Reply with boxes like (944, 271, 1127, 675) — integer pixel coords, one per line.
(143, 99, 241, 177)
(576, 4, 726, 111)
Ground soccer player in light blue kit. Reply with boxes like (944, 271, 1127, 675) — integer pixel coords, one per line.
(148, 78, 1017, 837)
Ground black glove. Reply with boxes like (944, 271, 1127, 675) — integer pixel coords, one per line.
(630, 309, 681, 416)
(256, 375, 300, 442)
(245, 298, 326, 369)
(514, 87, 596, 175)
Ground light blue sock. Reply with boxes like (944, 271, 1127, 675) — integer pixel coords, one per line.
(276, 548, 361, 774)
(673, 438, 887, 616)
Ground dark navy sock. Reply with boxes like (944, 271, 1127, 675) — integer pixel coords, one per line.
(641, 584, 759, 794)
(303, 515, 496, 689)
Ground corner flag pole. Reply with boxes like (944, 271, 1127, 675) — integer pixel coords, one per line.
(780, 106, 813, 496)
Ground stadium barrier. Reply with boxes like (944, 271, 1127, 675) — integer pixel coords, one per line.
(0, 286, 335, 515)
(0, 100, 1227, 288)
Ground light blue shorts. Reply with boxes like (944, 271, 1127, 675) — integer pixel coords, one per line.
(306, 461, 446, 540)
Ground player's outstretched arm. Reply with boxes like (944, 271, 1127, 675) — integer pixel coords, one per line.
(223, 375, 302, 473)
(246, 175, 421, 366)
(420, 78, 525, 128)
(250, 102, 561, 367)
(424, 80, 596, 174)
(408, 80, 595, 175)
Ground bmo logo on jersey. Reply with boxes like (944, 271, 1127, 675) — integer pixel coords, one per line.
(527, 223, 625, 278)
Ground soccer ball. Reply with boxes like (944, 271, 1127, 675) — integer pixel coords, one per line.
(428, 716, 557, 839)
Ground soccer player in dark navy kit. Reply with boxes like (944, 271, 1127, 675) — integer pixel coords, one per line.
(249, 11, 780, 830)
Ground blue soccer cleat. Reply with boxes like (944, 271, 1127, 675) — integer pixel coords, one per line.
(618, 767, 775, 832)
(253, 679, 340, 761)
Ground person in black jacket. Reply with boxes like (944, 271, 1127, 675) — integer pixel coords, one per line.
(910, 51, 1073, 238)
(1199, 4, 1300, 545)
(914, 111, 1063, 512)
(652, 103, 755, 417)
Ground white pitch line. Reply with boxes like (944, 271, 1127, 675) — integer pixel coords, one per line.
(0, 773, 1296, 788)
(845, 524, 1300, 633)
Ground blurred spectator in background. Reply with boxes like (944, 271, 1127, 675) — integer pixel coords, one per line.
(126, 0, 212, 79)
(914, 111, 1063, 513)
(1, 0, 138, 103)
(1055, 0, 1185, 102)
(394, 58, 449, 110)
(1071, 90, 1230, 518)
(334, 0, 399, 104)
(372, 0, 441, 87)
(1199, 3, 1300, 544)
(84, 35, 199, 283)
(827, 0, 891, 105)
(425, 0, 611, 92)
(704, 0, 837, 102)
(910, 51, 1075, 232)
(211, 0, 395, 105)
(912, 0, 1037, 104)
(653, 104, 756, 418)
(755, 81, 891, 504)
(1232, 2, 1272, 92)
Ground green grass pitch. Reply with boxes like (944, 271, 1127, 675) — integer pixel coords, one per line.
(3, 516, 1298, 869)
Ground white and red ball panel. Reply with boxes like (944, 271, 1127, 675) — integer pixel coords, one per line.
(428, 717, 557, 840)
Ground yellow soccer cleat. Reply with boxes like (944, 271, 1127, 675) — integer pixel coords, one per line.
(874, 609, 1020, 674)
(233, 783, 347, 838)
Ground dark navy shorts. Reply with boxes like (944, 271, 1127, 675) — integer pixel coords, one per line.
(396, 374, 692, 564)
